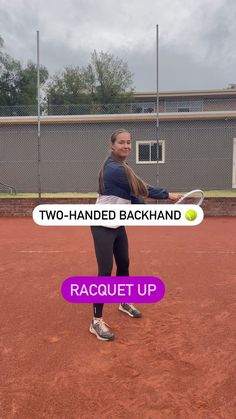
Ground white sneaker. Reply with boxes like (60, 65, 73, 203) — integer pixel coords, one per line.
(89, 318, 115, 341)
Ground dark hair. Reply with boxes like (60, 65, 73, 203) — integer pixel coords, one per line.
(98, 129, 148, 198)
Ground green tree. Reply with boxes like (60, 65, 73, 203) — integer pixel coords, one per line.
(90, 50, 134, 104)
(47, 66, 90, 114)
(0, 40, 22, 109)
(0, 36, 49, 115)
(17, 61, 48, 109)
(46, 50, 134, 115)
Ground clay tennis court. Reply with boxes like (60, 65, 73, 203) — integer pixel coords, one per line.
(1, 216, 236, 418)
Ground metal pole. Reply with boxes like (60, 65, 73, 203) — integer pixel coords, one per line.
(37, 30, 41, 199)
(156, 24, 160, 186)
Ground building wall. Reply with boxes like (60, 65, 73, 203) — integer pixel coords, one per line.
(134, 93, 236, 113)
(203, 98, 236, 111)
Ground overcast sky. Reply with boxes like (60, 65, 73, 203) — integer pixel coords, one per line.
(0, 0, 236, 91)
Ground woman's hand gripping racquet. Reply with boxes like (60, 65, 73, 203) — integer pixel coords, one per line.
(174, 189, 205, 206)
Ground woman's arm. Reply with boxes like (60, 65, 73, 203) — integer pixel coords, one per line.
(130, 195, 145, 204)
(147, 185, 169, 199)
(147, 185, 182, 201)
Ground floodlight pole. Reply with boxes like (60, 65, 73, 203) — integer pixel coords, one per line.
(156, 24, 160, 186)
(37, 30, 42, 200)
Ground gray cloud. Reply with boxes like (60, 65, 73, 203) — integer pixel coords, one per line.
(0, 0, 236, 90)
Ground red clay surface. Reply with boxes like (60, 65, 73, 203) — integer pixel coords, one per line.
(0, 217, 236, 419)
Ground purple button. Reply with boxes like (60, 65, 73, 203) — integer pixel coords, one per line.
(61, 276, 165, 304)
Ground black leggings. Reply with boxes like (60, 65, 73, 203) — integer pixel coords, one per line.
(90, 226, 129, 318)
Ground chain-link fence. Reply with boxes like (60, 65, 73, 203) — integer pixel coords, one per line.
(0, 103, 236, 196)
(1, 95, 236, 117)
(0, 103, 157, 117)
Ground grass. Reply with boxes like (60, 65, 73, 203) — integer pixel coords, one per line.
(177, 190, 236, 198)
(0, 190, 235, 198)
(0, 192, 98, 198)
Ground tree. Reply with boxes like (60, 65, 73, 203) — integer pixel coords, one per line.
(90, 50, 134, 104)
(0, 54, 22, 109)
(47, 66, 90, 114)
(17, 61, 48, 109)
(0, 36, 49, 115)
(46, 50, 134, 114)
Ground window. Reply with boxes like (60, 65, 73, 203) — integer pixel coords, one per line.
(136, 141, 165, 164)
(165, 99, 203, 112)
(178, 106, 190, 112)
(131, 102, 156, 113)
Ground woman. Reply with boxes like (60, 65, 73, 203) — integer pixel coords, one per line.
(90, 129, 181, 341)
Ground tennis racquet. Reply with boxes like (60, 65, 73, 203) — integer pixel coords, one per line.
(175, 189, 205, 206)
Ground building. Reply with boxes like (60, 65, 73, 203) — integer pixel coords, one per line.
(132, 88, 236, 113)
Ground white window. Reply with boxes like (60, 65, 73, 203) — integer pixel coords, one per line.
(131, 102, 156, 113)
(165, 99, 203, 112)
(136, 141, 165, 164)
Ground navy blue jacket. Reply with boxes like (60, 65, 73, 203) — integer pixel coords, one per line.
(101, 157, 169, 204)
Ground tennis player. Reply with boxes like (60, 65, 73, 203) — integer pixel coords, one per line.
(90, 129, 181, 341)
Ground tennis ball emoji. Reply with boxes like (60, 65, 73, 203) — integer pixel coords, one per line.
(185, 209, 197, 221)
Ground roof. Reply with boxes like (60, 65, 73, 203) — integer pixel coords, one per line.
(134, 89, 236, 99)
